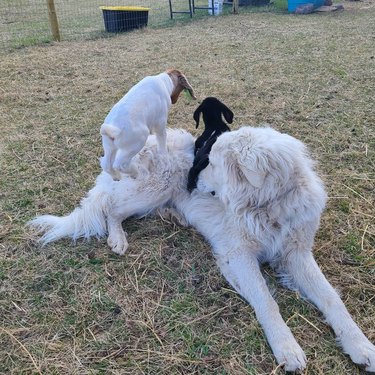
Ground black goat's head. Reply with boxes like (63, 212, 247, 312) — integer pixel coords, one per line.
(193, 97, 234, 129)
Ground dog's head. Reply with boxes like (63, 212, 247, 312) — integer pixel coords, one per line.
(193, 97, 234, 129)
(167, 69, 196, 104)
(196, 127, 309, 211)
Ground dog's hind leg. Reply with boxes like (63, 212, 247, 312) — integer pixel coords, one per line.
(107, 214, 129, 255)
(216, 248, 307, 373)
(282, 249, 375, 372)
(105, 177, 173, 255)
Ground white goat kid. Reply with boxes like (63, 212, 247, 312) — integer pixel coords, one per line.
(100, 69, 196, 180)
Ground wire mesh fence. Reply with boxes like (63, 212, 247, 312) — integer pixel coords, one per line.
(0, 0, 164, 49)
(0, 0, 240, 50)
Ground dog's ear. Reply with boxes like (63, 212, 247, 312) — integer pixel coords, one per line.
(226, 156, 265, 189)
(220, 102, 234, 124)
(193, 103, 203, 129)
(236, 144, 293, 190)
(225, 147, 266, 189)
(237, 164, 265, 188)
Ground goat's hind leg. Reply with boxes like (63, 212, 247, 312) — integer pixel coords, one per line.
(281, 249, 375, 372)
(112, 148, 140, 178)
(100, 134, 121, 180)
(113, 129, 148, 178)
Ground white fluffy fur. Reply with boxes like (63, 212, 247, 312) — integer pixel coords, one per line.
(100, 70, 194, 180)
(30, 129, 194, 254)
(28, 127, 375, 373)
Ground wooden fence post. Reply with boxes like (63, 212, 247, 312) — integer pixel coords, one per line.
(46, 0, 60, 41)
(232, 0, 239, 14)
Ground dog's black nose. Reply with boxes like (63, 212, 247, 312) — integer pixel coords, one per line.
(210, 191, 216, 196)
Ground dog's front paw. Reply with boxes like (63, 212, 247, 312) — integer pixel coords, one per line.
(274, 340, 307, 373)
(341, 333, 375, 372)
(158, 207, 188, 227)
(107, 231, 129, 255)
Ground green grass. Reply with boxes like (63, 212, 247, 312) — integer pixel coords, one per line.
(273, 0, 288, 10)
(341, 232, 363, 263)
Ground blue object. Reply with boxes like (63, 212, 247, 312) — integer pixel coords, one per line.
(288, 0, 324, 12)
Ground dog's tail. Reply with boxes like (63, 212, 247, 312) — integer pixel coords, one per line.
(28, 173, 113, 245)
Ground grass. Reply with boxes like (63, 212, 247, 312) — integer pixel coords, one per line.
(1, 1, 375, 373)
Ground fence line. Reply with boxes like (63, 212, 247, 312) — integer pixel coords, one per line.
(46, 0, 60, 41)
(0, 0, 242, 50)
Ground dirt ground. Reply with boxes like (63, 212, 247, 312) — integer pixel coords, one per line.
(1, 1, 374, 374)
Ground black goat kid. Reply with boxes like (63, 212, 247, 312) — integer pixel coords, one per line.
(187, 97, 234, 192)
(193, 97, 234, 154)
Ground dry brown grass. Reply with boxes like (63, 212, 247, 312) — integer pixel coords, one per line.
(1, 2, 374, 374)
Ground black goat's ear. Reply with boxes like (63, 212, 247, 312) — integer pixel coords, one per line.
(187, 168, 197, 192)
(193, 104, 203, 129)
(220, 103, 234, 124)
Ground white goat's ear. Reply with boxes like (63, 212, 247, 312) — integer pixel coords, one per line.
(168, 70, 196, 104)
(178, 74, 196, 99)
(238, 164, 265, 188)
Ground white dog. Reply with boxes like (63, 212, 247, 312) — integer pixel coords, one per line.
(29, 129, 194, 255)
(28, 127, 375, 373)
(100, 69, 195, 180)
(188, 127, 375, 372)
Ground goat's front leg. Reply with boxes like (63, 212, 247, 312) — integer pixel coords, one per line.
(155, 127, 167, 154)
(282, 250, 375, 372)
(216, 248, 307, 373)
